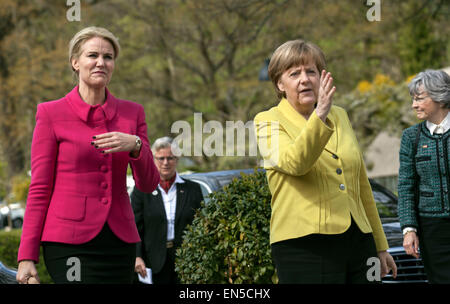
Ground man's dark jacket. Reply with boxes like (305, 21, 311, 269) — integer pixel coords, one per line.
(131, 178, 203, 273)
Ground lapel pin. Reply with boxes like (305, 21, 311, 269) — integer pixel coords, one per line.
(152, 190, 158, 196)
(422, 145, 428, 148)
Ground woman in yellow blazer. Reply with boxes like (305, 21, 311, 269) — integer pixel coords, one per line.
(254, 40, 397, 283)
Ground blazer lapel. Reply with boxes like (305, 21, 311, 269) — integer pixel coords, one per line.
(276, 98, 307, 139)
(276, 99, 338, 155)
(175, 182, 187, 224)
(150, 188, 167, 220)
(323, 110, 338, 155)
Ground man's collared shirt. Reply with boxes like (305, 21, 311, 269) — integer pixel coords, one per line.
(158, 172, 185, 241)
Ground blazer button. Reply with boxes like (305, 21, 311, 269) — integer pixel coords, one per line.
(339, 184, 346, 191)
(101, 182, 108, 189)
(100, 165, 108, 173)
(336, 168, 342, 175)
(101, 197, 109, 204)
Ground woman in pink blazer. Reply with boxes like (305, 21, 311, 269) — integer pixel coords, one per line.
(16, 27, 159, 284)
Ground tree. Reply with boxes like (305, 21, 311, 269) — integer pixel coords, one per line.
(96, 0, 292, 170)
(0, 0, 91, 192)
(335, 73, 418, 151)
(394, 0, 448, 76)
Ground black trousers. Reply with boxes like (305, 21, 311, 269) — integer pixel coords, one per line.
(271, 218, 379, 284)
(152, 246, 178, 284)
(43, 224, 136, 284)
(418, 216, 450, 284)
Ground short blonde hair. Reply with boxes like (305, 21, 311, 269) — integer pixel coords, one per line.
(268, 40, 326, 99)
(69, 26, 120, 73)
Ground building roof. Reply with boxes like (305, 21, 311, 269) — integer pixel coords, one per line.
(443, 66, 450, 75)
(365, 131, 400, 178)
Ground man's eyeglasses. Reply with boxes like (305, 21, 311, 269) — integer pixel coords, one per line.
(155, 156, 177, 162)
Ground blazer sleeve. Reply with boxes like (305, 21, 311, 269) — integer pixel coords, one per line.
(397, 129, 419, 230)
(358, 152, 389, 251)
(18, 104, 58, 263)
(129, 105, 160, 193)
(254, 110, 334, 176)
(341, 109, 388, 251)
(131, 186, 145, 259)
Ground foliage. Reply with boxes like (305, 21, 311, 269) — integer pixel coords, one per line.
(336, 73, 418, 151)
(10, 174, 31, 203)
(0, 0, 449, 184)
(175, 169, 276, 283)
(105, 0, 287, 170)
(395, 0, 448, 76)
(0, 0, 96, 193)
(0, 229, 52, 284)
(0, 160, 7, 200)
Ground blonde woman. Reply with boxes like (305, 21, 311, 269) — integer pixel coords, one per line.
(16, 27, 159, 284)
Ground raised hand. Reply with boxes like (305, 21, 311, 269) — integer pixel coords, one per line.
(315, 70, 336, 123)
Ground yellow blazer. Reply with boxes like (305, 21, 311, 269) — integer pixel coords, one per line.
(254, 98, 388, 251)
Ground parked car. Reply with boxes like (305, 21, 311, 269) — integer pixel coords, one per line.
(0, 203, 25, 229)
(180, 168, 428, 284)
(0, 262, 18, 284)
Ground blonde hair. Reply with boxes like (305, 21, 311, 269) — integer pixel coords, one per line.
(69, 26, 120, 73)
(268, 40, 326, 99)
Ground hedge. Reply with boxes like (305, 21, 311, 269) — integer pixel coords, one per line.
(0, 229, 52, 284)
(175, 169, 277, 283)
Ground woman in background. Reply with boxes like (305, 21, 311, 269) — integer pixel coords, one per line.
(398, 69, 450, 284)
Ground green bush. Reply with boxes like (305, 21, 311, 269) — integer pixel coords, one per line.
(175, 169, 277, 283)
(11, 174, 31, 203)
(0, 229, 52, 284)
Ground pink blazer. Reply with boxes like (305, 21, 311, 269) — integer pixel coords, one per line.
(18, 86, 160, 263)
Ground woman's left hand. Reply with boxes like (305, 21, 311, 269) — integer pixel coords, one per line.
(92, 132, 139, 154)
(378, 250, 397, 279)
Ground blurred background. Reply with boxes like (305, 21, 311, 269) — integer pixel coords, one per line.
(0, 0, 449, 222)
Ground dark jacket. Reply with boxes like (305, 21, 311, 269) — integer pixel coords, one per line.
(131, 177, 203, 273)
(398, 122, 450, 230)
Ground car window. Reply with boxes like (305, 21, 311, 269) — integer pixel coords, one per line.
(372, 188, 397, 218)
(184, 178, 213, 204)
